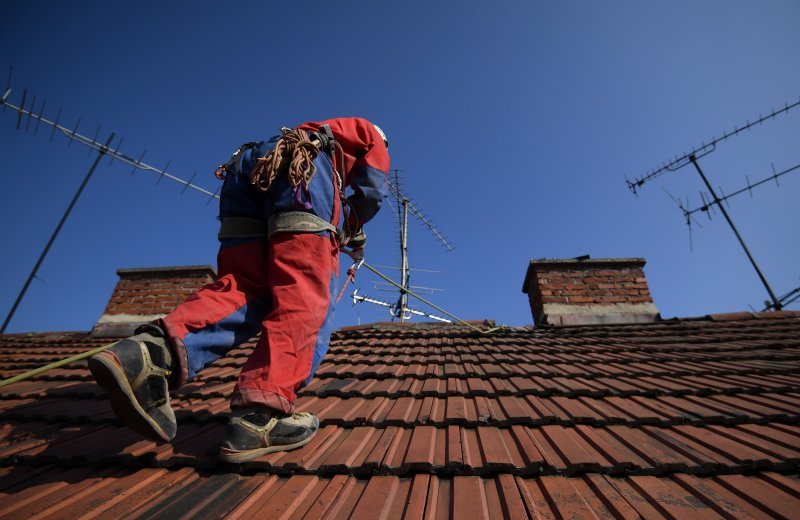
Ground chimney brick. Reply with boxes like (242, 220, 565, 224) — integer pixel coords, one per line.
(92, 265, 216, 337)
(522, 257, 659, 326)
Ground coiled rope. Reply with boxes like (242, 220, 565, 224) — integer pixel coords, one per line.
(250, 128, 320, 192)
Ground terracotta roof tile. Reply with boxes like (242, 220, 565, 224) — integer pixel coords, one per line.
(2, 312, 800, 516)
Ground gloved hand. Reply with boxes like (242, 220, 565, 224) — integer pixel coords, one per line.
(348, 228, 366, 249)
(348, 228, 366, 260)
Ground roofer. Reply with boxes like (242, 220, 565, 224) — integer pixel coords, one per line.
(88, 117, 389, 463)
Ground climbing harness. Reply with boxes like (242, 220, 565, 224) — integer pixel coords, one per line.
(216, 125, 358, 247)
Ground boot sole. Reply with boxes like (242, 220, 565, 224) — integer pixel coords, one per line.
(88, 352, 172, 443)
(218, 428, 318, 463)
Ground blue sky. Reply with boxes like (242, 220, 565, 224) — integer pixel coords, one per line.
(1, 1, 799, 333)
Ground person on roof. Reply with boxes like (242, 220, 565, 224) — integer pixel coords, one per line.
(88, 117, 389, 463)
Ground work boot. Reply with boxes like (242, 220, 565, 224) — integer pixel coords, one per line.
(88, 323, 177, 442)
(219, 406, 319, 463)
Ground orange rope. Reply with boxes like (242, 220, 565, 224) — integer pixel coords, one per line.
(335, 264, 359, 304)
(250, 128, 319, 192)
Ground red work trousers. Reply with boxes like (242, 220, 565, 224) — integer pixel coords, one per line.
(161, 233, 339, 414)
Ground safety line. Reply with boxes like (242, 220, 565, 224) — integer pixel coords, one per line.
(335, 259, 362, 304)
(0, 342, 114, 389)
(357, 259, 505, 335)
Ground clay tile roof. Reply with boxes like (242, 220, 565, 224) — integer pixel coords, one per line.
(2, 312, 800, 517)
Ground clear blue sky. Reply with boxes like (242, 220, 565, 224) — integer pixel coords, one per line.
(2, 1, 799, 333)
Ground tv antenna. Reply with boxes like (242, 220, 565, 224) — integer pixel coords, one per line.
(352, 169, 454, 322)
(627, 96, 800, 311)
(1, 67, 220, 200)
(625, 97, 800, 195)
(0, 67, 221, 332)
(352, 290, 451, 323)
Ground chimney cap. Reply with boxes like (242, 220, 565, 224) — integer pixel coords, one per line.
(522, 257, 647, 293)
(116, 265, 216, 277)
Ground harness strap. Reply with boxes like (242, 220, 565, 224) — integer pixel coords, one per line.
(218, 217, 269, 240)
(215, 142, 258, 179)
(267, 211, 338, 239)
(219, 212, 339, 241)
(310, 125, 346, 201)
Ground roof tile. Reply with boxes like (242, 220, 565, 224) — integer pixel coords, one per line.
(3, 312, 800, 515)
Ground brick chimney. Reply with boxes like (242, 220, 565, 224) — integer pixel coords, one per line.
(92, 265, 216, 337)
(522, 257, 659, 326)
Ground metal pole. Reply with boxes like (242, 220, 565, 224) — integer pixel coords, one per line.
(688, 155, 782, 310)
(398, 199, 410, 321)
(1, 132, 116, 333)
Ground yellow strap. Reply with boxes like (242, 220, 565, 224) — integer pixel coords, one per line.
(0, 342, 115, 389)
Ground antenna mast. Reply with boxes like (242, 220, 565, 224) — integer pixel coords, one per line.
(352, 169, 454, 322)
(687, 155, 780, 310)
(398, 197, 410, 321)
